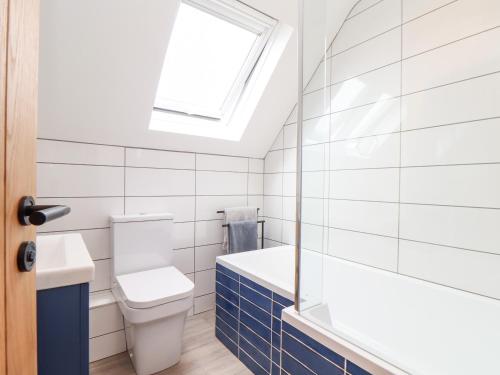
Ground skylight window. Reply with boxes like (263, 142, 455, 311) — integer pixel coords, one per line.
(154, 0, 276, 120)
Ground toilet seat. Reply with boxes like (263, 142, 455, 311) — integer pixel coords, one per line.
(112, 266, 194, 324)
(116, 266, 194, 309)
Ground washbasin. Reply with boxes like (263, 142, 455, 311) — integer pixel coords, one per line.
(36, 233, 95, 291)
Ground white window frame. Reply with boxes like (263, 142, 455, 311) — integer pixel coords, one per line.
(153, 0, 277, 120)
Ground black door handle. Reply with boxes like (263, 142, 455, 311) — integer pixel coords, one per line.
(18, 196, 71, 226)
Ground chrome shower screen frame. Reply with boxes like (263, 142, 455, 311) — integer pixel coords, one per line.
(294, 0, 305, 312)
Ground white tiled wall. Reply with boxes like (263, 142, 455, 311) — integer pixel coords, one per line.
(37, 140, 263, 361)
(265, 0, 500, 301)
(262, 111, 297, 248)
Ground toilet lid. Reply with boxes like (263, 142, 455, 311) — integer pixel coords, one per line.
(116, 266, 194, 309)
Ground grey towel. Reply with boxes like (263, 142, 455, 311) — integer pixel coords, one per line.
(228, 220, 258, 253)
(223, 207, 258, 251)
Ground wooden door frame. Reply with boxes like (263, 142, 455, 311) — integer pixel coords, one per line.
(1, 0, 40, 374)
(0, 140, 4, 375)
(0, 0, 6, 371)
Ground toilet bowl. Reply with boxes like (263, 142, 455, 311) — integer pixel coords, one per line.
(111, 213, 194, 375)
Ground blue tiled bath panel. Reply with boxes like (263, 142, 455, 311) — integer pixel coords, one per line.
(215, 263, 373, 375)
(281, 322, 374, 375)
(215, 263, 292, 374)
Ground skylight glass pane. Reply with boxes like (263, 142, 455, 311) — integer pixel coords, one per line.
(155, 2, 258, 117)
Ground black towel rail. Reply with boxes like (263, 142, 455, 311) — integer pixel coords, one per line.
(218, 209, 265, 250)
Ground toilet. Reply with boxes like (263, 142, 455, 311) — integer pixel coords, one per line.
(110, 213, 194, 375)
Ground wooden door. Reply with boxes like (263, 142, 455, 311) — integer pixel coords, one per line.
(0, 0, 39, 374)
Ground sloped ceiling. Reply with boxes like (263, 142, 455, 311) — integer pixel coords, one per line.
(38, 0, 356, 158)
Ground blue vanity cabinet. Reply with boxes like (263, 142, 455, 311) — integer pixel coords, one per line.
(37, 283, 89, 375)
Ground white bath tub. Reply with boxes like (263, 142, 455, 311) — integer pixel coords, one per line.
(287, 255, 500, 375)
(218, 245, 500, 375)
(216, 245, 294, 301)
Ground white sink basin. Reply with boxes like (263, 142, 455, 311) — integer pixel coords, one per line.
(36, 233, 95, 291)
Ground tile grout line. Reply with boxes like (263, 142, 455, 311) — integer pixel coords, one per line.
(282, 330, 346, 373)
(217, 269, 284, 372)
(237, 273, 241, 361)
(403, 25, 500, 61)
(304, 60, 500, 105)
(280, 129, 285, 245)
(246, 158, 249, 208)
(324, 39, 334, 264)
(215, 325, 238, 347)
(305, 59, 401, 96)
(90, 328, 126, 341)
(270, 115, 500, 147)
(345, 0, 385, 21)
(396, 0, 403, 274)
(123, 147, 126, 215)
(296, 248, 500, 302)
(330, 0, 475, 60)
(193, 154, 197, 312)
(402, 0, 459, 24)
(37, 136, 266, 160)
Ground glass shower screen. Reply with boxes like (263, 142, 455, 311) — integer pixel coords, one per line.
(296, 0, 500, 373)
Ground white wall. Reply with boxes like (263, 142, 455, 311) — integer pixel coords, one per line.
(262, 108, 299, 249)
(37, 140, 264, 361)
(265, 0, 500, 303)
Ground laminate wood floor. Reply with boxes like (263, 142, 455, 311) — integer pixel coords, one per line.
(90, 310, 252, 375)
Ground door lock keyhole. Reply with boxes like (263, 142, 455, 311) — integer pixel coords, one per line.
(18, 241, 36, 272)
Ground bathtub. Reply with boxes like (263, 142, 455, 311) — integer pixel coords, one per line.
(215, 246, 393, 375)
(290, 255, 500, 375)
(216, 246, 500, 375)
(216, 245, 295, 301)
